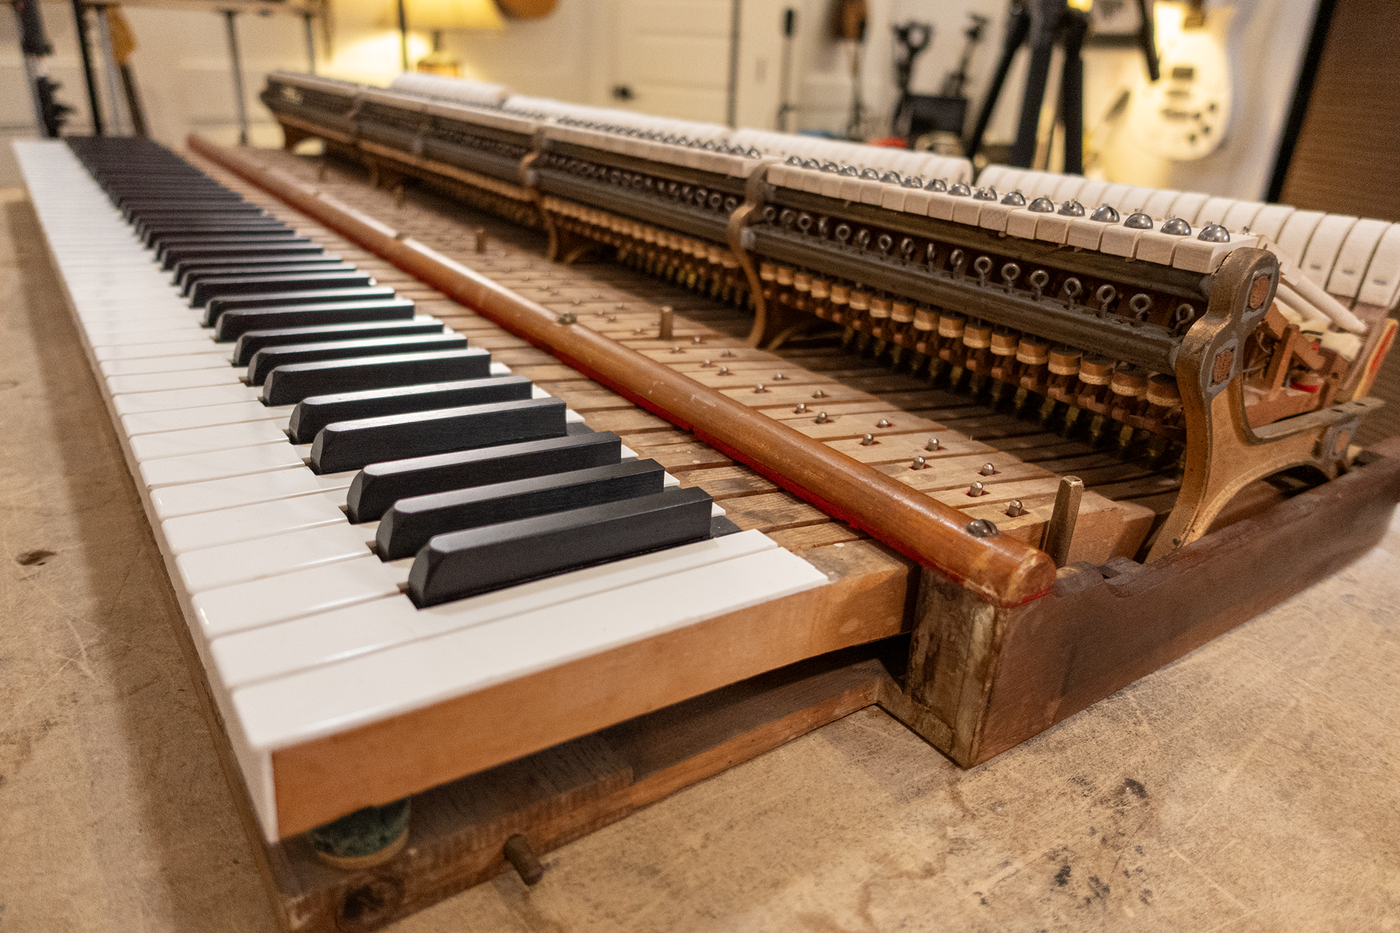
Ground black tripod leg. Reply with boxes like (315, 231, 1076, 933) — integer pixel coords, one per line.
(1009, 24, 1056, 168)
(1059, 9, 1089, 175)
(964, 2, 1029, 160)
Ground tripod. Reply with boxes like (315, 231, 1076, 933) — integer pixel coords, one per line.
(966, 0, 1158, 175)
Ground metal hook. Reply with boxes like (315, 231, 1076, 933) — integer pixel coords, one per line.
(1129, 293, 1153, 322)
(1029, 269, 1049, 301)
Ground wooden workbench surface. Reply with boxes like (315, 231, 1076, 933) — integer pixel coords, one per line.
(3, 181, 1397, 932)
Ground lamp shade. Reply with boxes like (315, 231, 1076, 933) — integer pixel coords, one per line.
(405, 0, 504, 31)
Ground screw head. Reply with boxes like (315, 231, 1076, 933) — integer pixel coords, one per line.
(794, 402, 807, 413)
(754, 384, 767, 393)
(815, 411, 830, 424)
(876, 418, 892, 428)
(701, 359, 714, 368)
(1005, 499, 1026, 517)
(966, 518, 999, 537)
(861, 434, 875, 446)
(911, 456, 928, 470)
(670, 345, 683, 354)
(926, 437, 940, 451)
(968, 481, 986, 496)
(812, 390, 827, 399)
(718, 366, 730, 375)
(979, 462, 997, 476)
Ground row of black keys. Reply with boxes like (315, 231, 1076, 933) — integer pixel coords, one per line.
(70, 138, 730, 607)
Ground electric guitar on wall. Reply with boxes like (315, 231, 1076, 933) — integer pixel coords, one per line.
(1124, 0, 1235, 161)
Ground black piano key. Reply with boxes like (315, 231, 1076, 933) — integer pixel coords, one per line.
(233, 317, 442, 365)
(287, 374, 533, 443)
(407, 486, 715, 607)
(136, 210, 271, 231)
(190, 269, 371, 308)
(156, 232, 300, 264)
(170, 240, 326, 274)
(186, 264, 359, 304)
(162, 239, 318, 269)
(143, 220, 291, 248)
(345, 431, 624, 523)
(246, 333, 469, 385)
(213, 295, 413, 339)
(376, 459, 667, 560)
(308, 395, 564, 474)
(264, 347, 494, 407)
(177, 254, 341, 291)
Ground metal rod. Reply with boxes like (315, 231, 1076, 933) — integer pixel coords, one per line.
(775, 7, 795, 131)
(303, 10, 316, 73)
(71, 0, 103, 135)
(223, 9, 249, 145)
(725, 0, 741, 128)
(91, 4, 126, 135)
(397, 0, 409, 72)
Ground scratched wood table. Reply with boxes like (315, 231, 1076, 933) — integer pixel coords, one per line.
(3, 173, 1398, 932)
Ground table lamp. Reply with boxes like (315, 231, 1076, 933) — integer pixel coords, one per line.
(397, 0, 503, 75)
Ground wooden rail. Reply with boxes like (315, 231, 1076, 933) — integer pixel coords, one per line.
(188, 135, 1057, 608)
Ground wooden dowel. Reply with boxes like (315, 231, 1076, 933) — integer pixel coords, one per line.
(1042, 476, 1084, 567)
(187, 134, 1057, 608)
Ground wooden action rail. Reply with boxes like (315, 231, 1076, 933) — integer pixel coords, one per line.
(189, 134, 1056, 609)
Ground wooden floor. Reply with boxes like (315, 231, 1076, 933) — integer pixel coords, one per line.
(4, 160, 1400, 930)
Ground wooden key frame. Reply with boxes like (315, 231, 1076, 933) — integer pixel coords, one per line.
(184, 138, 1400, 932)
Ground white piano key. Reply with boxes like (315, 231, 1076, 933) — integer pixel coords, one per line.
(112, 382, 262, 415)
(138, 442, 306, 488)
(163, 495, 351, 554)
(901, 189, 933, 215)
(176, 523, 372, 594)
(976, 201, 1017, 233)
(94, 340, 224, 361)
(86, 327, 220, 349)
(1299, 214, 1357, 288)
(1116, 186, 1157, 215)
(99, 354, 232, 376)
(925, 190, 960, 222)
(106, 368, 244, 394)
(974, 166, 1016, 190)
(129, 419, 290, 461)
(1003, 206, 1042, 240)
(879, 186, 908, 212)
(151, 466, 352, 520)
(122, 400, 287, 436)
(1326, 219, 1391, 299)
(229, 545, 828, 752)
(1358, 225, 1400, 308)
(950, 196, 985, 226)
(1221, 201, 1269, 234)
(193, 555, 407, 640)
(1033, 212, 1074, 245)
(210, 529, 781, 686)
(1100, 220, 1149, 258)
(81, 317, 205, 337)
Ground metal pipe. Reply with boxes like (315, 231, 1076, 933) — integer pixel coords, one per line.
(71, 0, 104, 135)
(223, 9, 249, 145)
(91, 4, 126, 135)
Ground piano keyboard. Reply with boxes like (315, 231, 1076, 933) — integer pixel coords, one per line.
(16, 137, 829, 842)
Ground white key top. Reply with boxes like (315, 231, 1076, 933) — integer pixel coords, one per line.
(193, 555, 407, 640)
(1074, 179, 1111, 210)
(129, 420, 290, 461)
(113, 382, 262, 415)
(1140, 189, 1183, 219)
(1095, 183, 1136, 211)
(176, 523, 372, 593)
(1169, 193, 1211, 225)
(1049, 175, 1087, 201)
(1173, 233, 1259, 274)
(123, 400, 286, 436)
(1327, 219, 1391, 300)
(139, 442, 306, 488)
(1194, 196, 1238, 227)
(210, 530, 783, 686)
(100, 353, 233, 376)
(107, 368, 244, 394)
(95, 340, 225, 361)
(228, 545, 827, 752)
(151, 466, 353, 520)
(163, 495, 351, 554)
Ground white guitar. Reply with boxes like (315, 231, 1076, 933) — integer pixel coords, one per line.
(1124, 0, 1236, 161)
